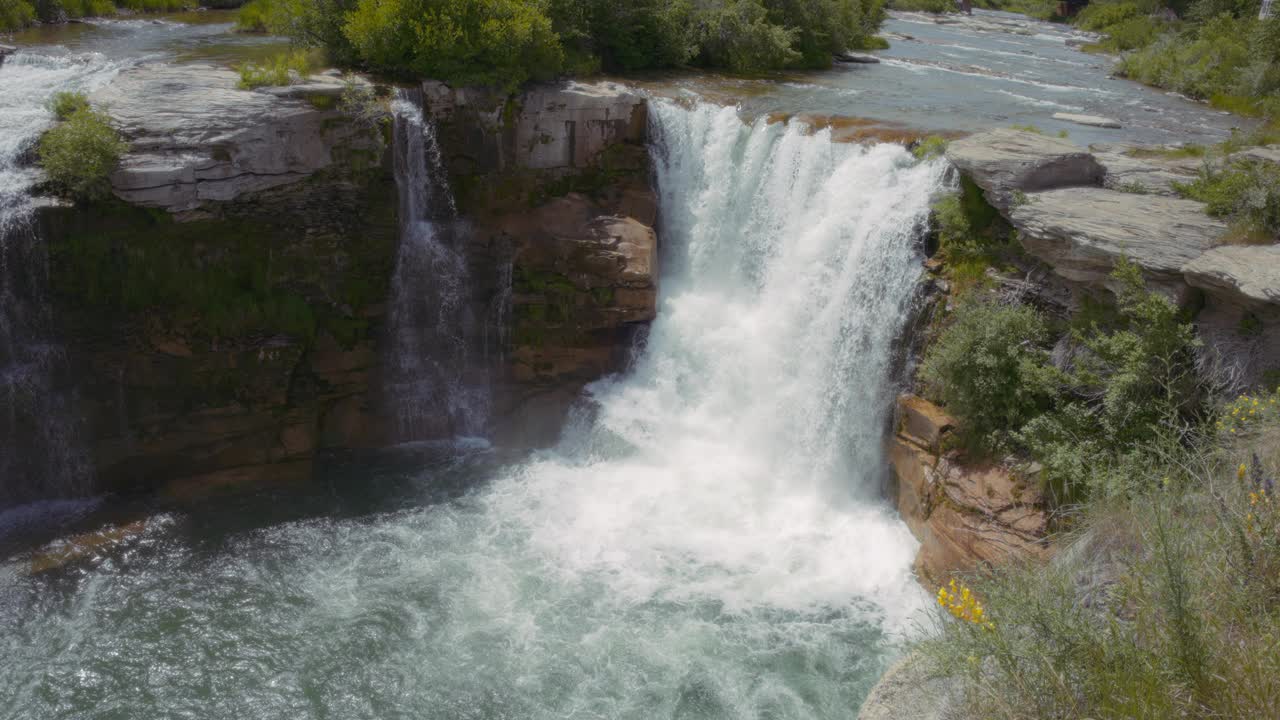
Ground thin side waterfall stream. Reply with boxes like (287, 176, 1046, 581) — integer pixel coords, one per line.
(0, 100, 947, 719)
(0, 51, 126, 516)
(384, 91, 489, 441)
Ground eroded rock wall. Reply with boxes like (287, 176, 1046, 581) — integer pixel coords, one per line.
(33, 68, 659, 496)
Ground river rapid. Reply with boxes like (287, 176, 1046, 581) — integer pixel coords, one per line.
(0, 10, 1243, 719)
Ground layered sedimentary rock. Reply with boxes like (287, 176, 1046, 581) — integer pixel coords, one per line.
(33, 67, 659, 494)
(43, 65, 397, 494)
(421, 79, 657, 445)
(947, 128, 1280, 384)
(889, 395, 1050, 585)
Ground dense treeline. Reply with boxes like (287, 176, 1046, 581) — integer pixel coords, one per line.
(236, 0, 887, 88)
(0, 0, 189, 30)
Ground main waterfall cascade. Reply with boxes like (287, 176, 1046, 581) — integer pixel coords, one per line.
(0, 52, 124, 514)
(0, 100, 949, 719)
(384, 91, 490, 441)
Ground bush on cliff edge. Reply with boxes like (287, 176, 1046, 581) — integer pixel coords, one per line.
(39, 106, 127, 201)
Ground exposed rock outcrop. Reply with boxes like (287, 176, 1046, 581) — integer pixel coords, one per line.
(945, 127, 1104, 211)
(1090, 143, 1207, 196)
(93, 65, 383, 218)
(889, 395, 1050, 585)
(1010, 187, 1225, 300)
(947, 129, 1280, 385)
(857, 653, 958, 720)
(422, 80, 657, 445)
(36, 70, 659, 494)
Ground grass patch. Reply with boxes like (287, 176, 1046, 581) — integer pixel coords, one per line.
(38, 107, 127, 201)
(237, 49, 317, 89)
(912, 134, 949, 160)
(1172, 158, 1280, 241)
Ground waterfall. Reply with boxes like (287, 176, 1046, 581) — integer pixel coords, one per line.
(384, 91, 489, 441)
(0, 99, 951, 718)
(0, 52, 123, 513)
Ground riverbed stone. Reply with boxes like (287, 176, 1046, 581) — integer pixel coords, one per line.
(1053, 112, 1122, 129)
(1090, 143, 1208, 196)
(1010, 186, 1226, 299)
(945, 128, 1105, 211)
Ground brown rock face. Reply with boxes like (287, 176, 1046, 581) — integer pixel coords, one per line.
(423, 80, 658, 446)
(889, 395, 1050, 585)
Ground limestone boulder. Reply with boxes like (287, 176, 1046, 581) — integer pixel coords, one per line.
(1184, 245, 1280, 311)
(1090, 143, 1209, 196)
(945, 128, 1104, 211)
(1236, 145, 1280, 166)
(1184, 245, 1280, 387)
(1010, 187, 1226, 299)
(93, 64, 383, 215)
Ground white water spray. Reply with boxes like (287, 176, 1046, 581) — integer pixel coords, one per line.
(0, 100, 948, 718)
(0, 51, 128, 511)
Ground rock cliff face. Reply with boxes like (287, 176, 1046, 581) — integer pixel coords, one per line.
(946, 130, 1280, 386)
(35, 67, 657, 496)
(40, 65, 397, 496)
(889, 395, 1050, 584)
(419, 80, 657, 445)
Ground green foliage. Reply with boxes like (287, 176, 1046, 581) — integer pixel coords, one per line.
(921, 415, 1280, 719)
(1118, 13, 1280, 117)
(921, 297, 1060, 448)
(911, 134, 948, 160)
(1020, 261, 1202, 497)
(48, 91, 89, 120)
(1, 0, 190, 30)
(923, 259, 1203, 498)
(886, 0, 954, 12)
(972, 0, 1058, 21)
(237, 49, 314, 89)
(0, 0, 36, 30)
(1075, 1, 1140, 31)
(234, 0, 273, 31)
(1173, 159, 1280, 240)
(38, 107, 127, 201)
(243, 0, 889, 84)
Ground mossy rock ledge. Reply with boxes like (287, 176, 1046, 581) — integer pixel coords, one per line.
(36, 67, 661, 494)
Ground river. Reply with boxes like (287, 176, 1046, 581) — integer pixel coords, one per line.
(0, 10, 1242, 719)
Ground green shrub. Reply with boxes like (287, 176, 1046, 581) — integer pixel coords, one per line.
(886, 0, 954, 12)
(234, 0, 273, 31)
(0, 0, 36, 30)
(244, 0, 890, 84)
(39, 107, 127, 201)
(1173, 159, 1280, 240)
(1018, 261, 1202, 497)
(921, 297, 1060, 448)
(921, 410, 1280, 719)
(1075, 1, 1140, 31)
(237, 49, 314, 89)
(48, 91, 89, 120)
